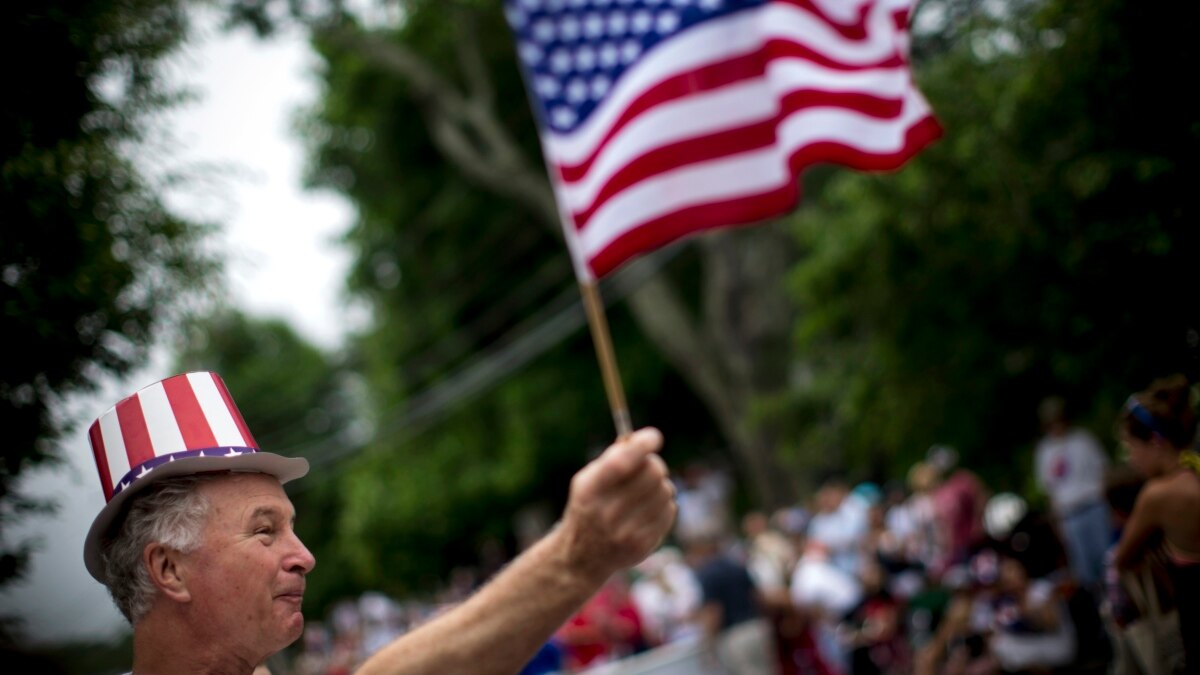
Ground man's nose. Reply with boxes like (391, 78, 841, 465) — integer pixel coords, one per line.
(285, 531, 317, 574)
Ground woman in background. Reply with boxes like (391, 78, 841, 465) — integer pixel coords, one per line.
(1114, 374, 1199, 670)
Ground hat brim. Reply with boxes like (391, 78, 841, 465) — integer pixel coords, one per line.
(84, 452, 309, 583)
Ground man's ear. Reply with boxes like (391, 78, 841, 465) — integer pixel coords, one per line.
(144, 542, 191, 604)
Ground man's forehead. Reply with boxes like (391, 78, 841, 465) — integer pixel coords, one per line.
(200, 472, 294, 518)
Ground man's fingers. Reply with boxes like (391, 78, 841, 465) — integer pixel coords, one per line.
(586, 427, 664, 492)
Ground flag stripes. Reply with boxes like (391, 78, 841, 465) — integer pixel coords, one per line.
(162, 374, 219, 450)
(508, 0, 940, 279)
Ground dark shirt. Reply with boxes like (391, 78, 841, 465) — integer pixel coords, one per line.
(696, 555, 760, 629)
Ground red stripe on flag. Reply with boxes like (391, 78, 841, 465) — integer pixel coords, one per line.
(784, 114, 943, 173)
(162, 375, 218, 451)
(557, 43, 903, 183)
(585, 116, 942, 278)
(209, 373, 257, 449)
(590, 182, 799, 278)
(116, 396, 155, 469)
(88, 420, 114, 502)
(568, 89, 907, 230)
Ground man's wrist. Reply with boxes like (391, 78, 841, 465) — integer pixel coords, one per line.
(543, 519, 613, 591)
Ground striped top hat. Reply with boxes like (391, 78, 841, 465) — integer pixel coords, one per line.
(83, 372, 308, 583)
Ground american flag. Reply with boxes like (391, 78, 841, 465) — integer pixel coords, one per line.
(504, 0, 942, 280)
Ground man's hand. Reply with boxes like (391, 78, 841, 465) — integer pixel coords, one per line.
(557, 427, 677, 583)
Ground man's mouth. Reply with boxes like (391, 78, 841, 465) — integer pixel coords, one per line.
(276, 589, 305, 603)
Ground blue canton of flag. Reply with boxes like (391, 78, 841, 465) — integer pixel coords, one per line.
(508, 0, 765, 133)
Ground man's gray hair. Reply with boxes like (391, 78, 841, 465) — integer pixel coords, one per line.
(100, 473, 223, 623)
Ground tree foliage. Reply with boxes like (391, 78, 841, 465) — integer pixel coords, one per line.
(0, 0, 212, 591)
(784, 0, 1198, 487)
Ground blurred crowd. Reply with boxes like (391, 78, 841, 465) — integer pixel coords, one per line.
(279, 375, 1198, 675)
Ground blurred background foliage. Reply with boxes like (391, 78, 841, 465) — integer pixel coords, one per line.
(0, 0, 214, 602)
(2, 0, 1197, 648)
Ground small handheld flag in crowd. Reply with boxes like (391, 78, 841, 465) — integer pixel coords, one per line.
(503, 0, 941, 435)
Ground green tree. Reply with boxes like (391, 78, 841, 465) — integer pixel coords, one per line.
(785, 0, 1198, 486)
(1, 0, 212, 598)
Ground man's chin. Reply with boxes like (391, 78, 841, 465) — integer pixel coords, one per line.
(277, 609, 306, 645)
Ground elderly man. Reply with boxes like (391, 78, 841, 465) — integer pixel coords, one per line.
(84, 372, 676, 674)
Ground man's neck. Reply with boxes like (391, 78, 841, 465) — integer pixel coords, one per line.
(132, 611, 258, 675)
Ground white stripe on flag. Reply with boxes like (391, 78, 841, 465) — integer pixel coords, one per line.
(99, 411, 131, 489)
(552, 61, 916, 208)
(579, 87, 931, 253)
(187, 372, 246, 447)
(137, 382, 188, 457)
(545, 1, 907, 160)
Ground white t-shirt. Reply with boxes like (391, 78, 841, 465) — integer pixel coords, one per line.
(790, 555, 862, 618)
(1035, 428, 1108, 515)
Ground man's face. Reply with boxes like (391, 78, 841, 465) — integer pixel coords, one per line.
(181, 473, 316, 661)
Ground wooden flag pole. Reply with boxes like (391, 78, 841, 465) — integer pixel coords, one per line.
(579, 281, 633, 438)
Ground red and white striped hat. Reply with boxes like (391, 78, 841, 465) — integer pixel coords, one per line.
(83, 372, 309, 583)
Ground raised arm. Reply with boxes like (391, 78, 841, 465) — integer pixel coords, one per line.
(356, 427, 676, 675)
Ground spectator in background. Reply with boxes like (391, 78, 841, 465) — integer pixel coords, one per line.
(791, 539, 862, 672)
(1034, 396, 1111, 589)
(555, 574, 648, 671)
(742, 511, 797, 598)
(807, 477, 868, 578)
(686, 532, 778, 675)
(844, 559, 911, 675)
(987, 552, 1076, 672)
(675, 461, 734, 543)
(927, 446, 988, 580)
(1114, 374, 1200, 671)
(631, 547, 702, 646)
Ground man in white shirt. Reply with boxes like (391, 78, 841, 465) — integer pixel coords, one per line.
(1034, 396, 1110, 588)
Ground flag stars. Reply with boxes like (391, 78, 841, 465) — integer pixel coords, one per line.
(621, 39, 641, 63)
(656, 10, 681, 34)
(591, 75, 612, 98)
(519, 42, 543, 65)
(559, 15, 582, 41)
(607, 12, 629, 36)
(532, 18, 556, 42)
(506, 6, 528, 29)
(566, 78, 589, 103)
(576, 45, 597, 70)
(512, 0, 736, 132)
(536, 76, 561, 97)
(552, 106, 577, 128)
(584, 12, 605, 38)
(599, 42, 620, 67)
(550, 48, 573, 73)
(631, 10, 654, 33)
